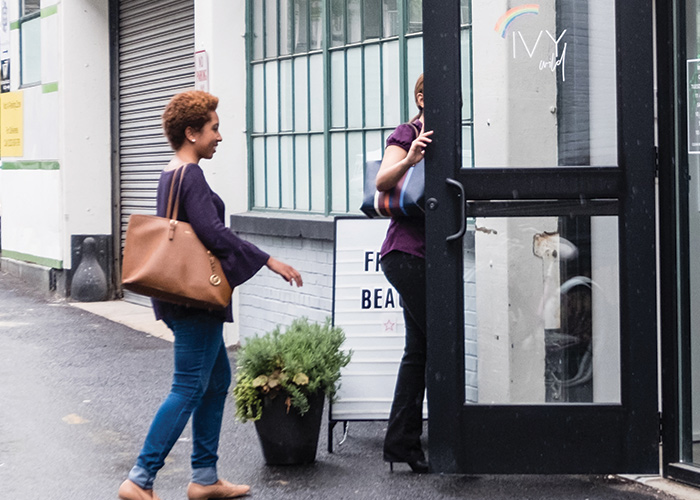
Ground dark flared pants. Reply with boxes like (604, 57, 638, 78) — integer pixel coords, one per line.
(380, 251, 427, 463)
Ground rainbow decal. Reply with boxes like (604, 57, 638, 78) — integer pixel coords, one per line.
(494, 4, 540, 38)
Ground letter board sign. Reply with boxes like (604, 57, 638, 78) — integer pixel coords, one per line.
(331, 217, 426, 422)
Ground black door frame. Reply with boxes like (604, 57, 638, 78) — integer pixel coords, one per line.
(657, 0, 700, 486)
(423, 0, 659, 474)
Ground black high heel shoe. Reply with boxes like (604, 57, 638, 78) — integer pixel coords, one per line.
(388, 459, 429, 473)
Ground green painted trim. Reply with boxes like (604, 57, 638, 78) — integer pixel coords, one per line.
(1, 160, 60, 170)
(41, 4, 59, 18)
(2, 250, 63, 269)
(42, 82, 59, 93)
(10, 20, 19, 30)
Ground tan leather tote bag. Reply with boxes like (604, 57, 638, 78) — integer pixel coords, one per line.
(121, 165, 232, 309)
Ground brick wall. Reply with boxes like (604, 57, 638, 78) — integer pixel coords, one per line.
(234, 232, 335, 339)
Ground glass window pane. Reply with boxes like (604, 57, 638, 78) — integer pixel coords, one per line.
(310, 134, 325, 211)
(348, 132, 364, 214)
(472, 1, 617, 168)
(346, 48, 363, 128)
(253, 64, 265, 133)
(365, 130, 383, 162)
(406, 36, 423, 114)
(460, 0, 471, 25)
(407, 0, 422, 34)
(465, 215, 621, 404)
(348, 0, 361, 44)
(462, 124, 473, 167)
(310, 0, 323, 50)
(280, 59, 293, 131)
(253, 0, 264, 59)
(294, 0, 309, 52)
(382, 41, 400, 126)
(383, 0, 398, 37)
(461, 29, 472, 120)
(265, 61, 279, 133)
(309, 54, 324, 130)
(363, 0, 381, 40)
(295, 136, 310, 210)
(265, 0, 278, 57)
(364, 44, 381, 128)
(280, 136, 294, 209)
(331, 51, 346, 128)
(253, 138, 267, 208)
(21, 17, 40, 85)
(330, 0, 345, 47)
(331, 133, 347, 212)
(294, 57, 309, 131)
(588, 1, 617, 166)
(266, 137, 280, 208)
(280, 0, 293, 56)
(23, 0, 40, 15)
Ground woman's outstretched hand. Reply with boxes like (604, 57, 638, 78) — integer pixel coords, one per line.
(266, 257, 303, 287)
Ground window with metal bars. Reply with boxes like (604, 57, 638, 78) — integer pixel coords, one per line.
(247, 0, 473, 214)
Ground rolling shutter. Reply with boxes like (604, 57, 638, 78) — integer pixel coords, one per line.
(117, 0, 194, 304)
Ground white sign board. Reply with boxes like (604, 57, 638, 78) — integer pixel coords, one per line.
(194, 50, 209, 92)
(331, 217, 425, 421)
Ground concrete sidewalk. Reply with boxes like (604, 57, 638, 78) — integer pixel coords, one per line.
(2, 269, 699, 499)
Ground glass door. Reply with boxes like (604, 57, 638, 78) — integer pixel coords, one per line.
(659, 0, 700, 485)
(424, 0, 658, 473)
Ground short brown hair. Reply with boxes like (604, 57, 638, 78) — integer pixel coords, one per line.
(162, 90, 219, 149)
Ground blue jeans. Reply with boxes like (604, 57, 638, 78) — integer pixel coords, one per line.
(128, 314, 231, 489)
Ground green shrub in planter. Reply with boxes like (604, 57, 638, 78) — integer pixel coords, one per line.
(233, 317, 352, 423)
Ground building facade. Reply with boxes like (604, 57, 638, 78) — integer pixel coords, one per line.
(2, 0, 700, 483)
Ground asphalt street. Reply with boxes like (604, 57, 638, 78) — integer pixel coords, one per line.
(0, 270, 689, 499)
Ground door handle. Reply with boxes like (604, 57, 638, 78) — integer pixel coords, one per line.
(445, 178, 466, 242)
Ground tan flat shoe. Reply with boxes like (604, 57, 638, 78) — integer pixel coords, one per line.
(187, 479, 250, 499)
(117, 479, 161, 500)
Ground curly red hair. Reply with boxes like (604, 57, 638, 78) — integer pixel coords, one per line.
(162, 90, 219, 150)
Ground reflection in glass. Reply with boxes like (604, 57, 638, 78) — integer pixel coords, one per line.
(331, 0, 345, 47)
(383, 0, 399, 37)
(463, 216, 621, 404)
(348, 0, 361, 43)
(310, 0, 323, 50)
(265, 0, 278, 57)
(683, 0, 700, 466)
(364, 0, 382, 40)
(407, 0, 422, 33)
(252, 1, 264, 59)
(279, 0, 292, 55)
(294, 0, 309, 52)
(472, 0, 617, 167)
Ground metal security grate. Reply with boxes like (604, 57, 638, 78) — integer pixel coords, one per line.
(117, 0, 194, 304)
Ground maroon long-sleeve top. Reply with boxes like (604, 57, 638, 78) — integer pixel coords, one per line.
(151, 163, 270, 323)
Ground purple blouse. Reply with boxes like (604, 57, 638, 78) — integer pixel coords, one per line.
(380, 120, 426, 259)
(151, 164, 270, 323)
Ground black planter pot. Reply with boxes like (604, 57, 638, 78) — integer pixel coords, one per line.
(254, 391, 325, 465)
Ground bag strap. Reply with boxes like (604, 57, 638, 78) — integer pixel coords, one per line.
(166, 164, 188, 220)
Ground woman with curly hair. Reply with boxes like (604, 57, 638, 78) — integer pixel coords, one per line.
(118, 90, 303, 500)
